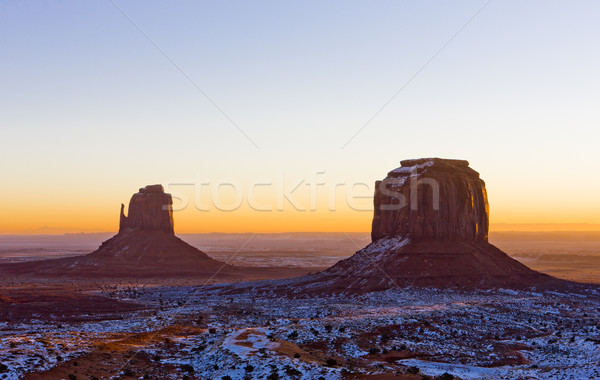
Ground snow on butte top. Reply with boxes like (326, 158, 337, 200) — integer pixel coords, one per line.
(400, 157, 469, 167)
(388, 158, 480, 178)
(372, 158, 488, 242)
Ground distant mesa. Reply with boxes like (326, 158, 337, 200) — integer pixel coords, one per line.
(84, 184, 217, 268)
(119, 185, 175, 233)
(0, 184, 311, 281)
(276, 158, 569, 293)
(0, 185, 232, 278)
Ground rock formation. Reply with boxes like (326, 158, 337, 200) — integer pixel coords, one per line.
(1, 185, 228, 278)
(371, 158, 489, 242)
(76, 184, 218, 270)
(119, 185, 174, 233)
(0, 184, 312, 280)
(270, 158, 566, 294)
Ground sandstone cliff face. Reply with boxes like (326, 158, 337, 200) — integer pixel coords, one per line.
(261, 158, 562, 293)
(371, 158, 489, 242)
(119, 185, 174, 234)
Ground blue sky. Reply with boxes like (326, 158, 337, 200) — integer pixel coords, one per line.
(1, 1, 600, 232)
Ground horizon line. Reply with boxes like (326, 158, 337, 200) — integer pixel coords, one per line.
(4, 223, 600, 236)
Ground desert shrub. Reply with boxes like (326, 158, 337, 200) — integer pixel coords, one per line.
(191, 344, 205, 352)
(368, 347, 380, 355)
(325, 325, 333, 333)
(293, 353, 301, 358)
(245, 364, 254, 372)
(122, 369, 134, 377)
(284, 365, 302, 376)
(325, 358, 337, 367)
(407, 366, 420, 374)
(181, 364, 194, 373)
(287, 331, 299, 339)
(435, 373, 455, 380)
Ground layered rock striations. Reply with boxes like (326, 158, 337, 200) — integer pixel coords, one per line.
(277, 158, 566, 293)
(371, 158, 489, 242)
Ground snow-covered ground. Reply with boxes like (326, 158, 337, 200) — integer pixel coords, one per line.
(1, 285, 599, 379)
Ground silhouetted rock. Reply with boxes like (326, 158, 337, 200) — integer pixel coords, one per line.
(1, 185, 228, 278)
(80, 184, 217, 271)
(119, 185, 174, 233)
(0, 186, 349, 281)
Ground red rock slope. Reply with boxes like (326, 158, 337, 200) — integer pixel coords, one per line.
(279, 158, 566, 293)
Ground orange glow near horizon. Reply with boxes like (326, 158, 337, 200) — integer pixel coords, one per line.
(2, 1, 600, 236)
(3, 186, 600, 235)
(2, 170, 600, 235)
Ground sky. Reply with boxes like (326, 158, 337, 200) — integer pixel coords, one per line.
(1, 0, 600, 234)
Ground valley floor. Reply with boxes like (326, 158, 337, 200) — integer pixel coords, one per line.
(1, 281, 599, 379)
